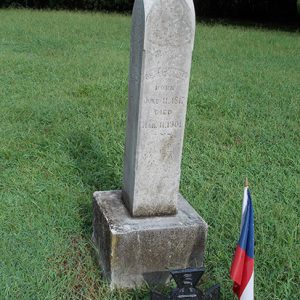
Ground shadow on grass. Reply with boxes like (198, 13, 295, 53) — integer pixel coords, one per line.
(66, 131, 120, 192)
(65, 130, 121, 275)
(78, 200, 104, 278)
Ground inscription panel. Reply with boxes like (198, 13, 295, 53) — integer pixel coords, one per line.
(123, 0, 195, 217)
(134, 0, 195, 214)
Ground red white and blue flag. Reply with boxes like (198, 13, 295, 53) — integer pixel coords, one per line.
(230, 183, 254, 300)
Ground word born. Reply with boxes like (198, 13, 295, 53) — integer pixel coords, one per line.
(155, 85, 175, 91)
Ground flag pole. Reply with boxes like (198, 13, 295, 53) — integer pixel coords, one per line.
(244, 177, 249, 188)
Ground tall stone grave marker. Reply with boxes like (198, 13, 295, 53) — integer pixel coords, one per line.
(93, 0, 207, 288)
(123, 0, 195, 217)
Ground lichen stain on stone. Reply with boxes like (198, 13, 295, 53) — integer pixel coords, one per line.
(110, 234, 118, 266)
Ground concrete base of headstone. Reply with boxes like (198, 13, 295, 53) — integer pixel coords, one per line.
(92, 190, 208, 289)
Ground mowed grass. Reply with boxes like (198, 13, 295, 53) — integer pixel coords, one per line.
(0, 9, 299, 300)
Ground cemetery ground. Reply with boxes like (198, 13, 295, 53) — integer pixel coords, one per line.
(0, 9, 299, 300)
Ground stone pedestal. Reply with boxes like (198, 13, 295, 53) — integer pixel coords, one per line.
(92, 190, 207, 288)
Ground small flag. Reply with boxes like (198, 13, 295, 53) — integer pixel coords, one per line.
(230, 180, 254, 300)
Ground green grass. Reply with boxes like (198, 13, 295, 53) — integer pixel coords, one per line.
(0, 9, 299, 300)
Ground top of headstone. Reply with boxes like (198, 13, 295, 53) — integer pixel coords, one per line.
(143, 0, 195, 19)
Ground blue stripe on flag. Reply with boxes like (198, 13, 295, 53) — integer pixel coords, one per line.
(238, 189, 254, 258)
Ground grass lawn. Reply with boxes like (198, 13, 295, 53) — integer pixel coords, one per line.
(0, 9, 299, 300)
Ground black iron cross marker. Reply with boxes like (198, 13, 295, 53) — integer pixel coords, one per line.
(151, 268, 220, 300)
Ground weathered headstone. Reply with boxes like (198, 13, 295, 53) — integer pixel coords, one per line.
(93, 0, 207, 288)
(123, 0, 195, 217)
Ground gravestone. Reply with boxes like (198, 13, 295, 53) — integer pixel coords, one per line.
(123, 0, 195, 217)
(93, 0, 207, 288)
